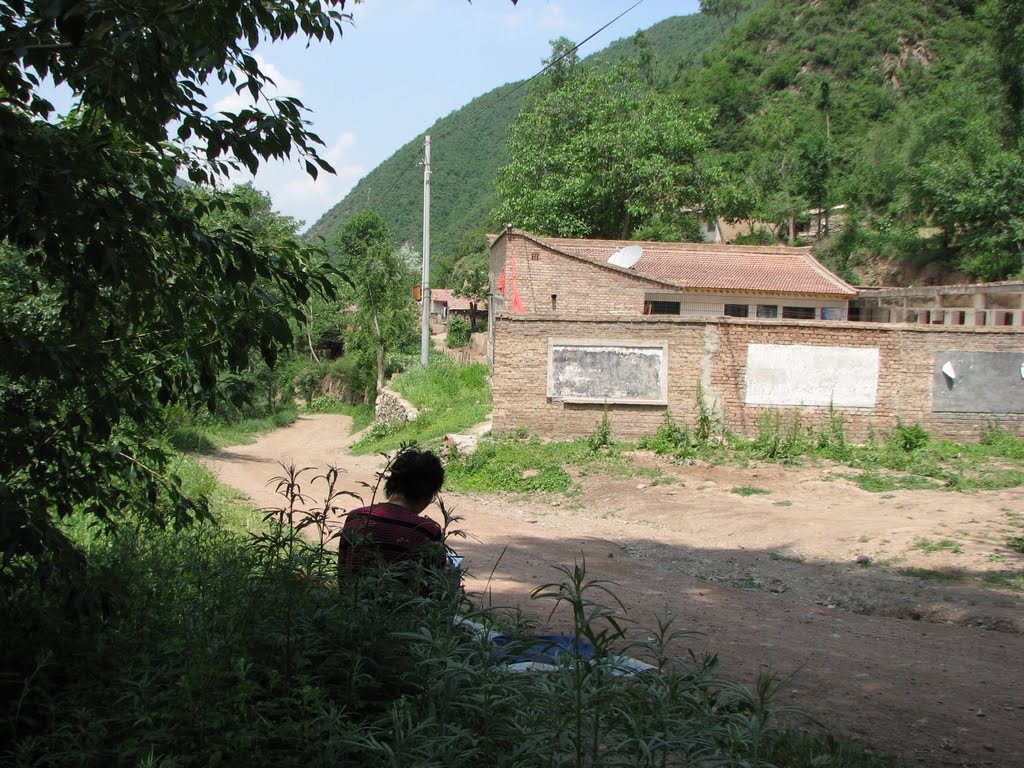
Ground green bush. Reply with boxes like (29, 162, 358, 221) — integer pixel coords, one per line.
(752, 410, 806, 463)
(586, 407, 614, 452)
(447, 316, 471, 348)
(890, 422, 930, 452)
(639, 411, 694, 458)
(731, 226, 779, 245)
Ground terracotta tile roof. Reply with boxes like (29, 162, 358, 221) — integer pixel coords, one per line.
(530, 233, 857, 297)
(432, 288, 484, 311)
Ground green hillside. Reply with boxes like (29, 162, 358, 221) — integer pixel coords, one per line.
(676, 0, 1018, 281)
(305, 81, 525, 258)
(304, 12, 737, 276)
(309, 0, 1024, 284)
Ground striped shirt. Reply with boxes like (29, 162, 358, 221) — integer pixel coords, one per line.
(339, 502, 444, 573)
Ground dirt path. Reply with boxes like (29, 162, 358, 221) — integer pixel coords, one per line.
(202, 415, 1024, 768)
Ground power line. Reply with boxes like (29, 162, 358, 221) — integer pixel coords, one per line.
(368, 0, 649, 212)
(432, 0, 648, 145)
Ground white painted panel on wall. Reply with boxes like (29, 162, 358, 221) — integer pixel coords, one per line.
(745, 344, 880, 407)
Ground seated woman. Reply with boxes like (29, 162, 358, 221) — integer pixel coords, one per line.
(339, 447, 447, 587)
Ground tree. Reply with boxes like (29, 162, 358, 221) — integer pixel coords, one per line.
(1, 1, 346, 582)
(632, 30, 657, 89)
(333, 212, 418, 398)
(699, 0, 751, 26)
(452, 264, 489, 333)
(495, 62, 714, 239)
(531, 36, 580, 99)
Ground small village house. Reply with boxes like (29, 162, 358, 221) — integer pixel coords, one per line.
(488, 228, 857, 322)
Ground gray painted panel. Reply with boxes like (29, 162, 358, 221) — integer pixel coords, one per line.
(932, 350, 1024, 413)
(548, 339, 667, 405)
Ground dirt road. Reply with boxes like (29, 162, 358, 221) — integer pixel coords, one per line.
(202, 414, 1024, 768)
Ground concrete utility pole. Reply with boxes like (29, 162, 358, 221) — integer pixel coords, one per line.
(420, 135, 431, 366)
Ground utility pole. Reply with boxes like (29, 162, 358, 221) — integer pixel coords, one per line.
(420, 134, 431, 366)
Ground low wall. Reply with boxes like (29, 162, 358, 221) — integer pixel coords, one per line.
(492, 314, 1024, 442)
(374, 387, 419, 426)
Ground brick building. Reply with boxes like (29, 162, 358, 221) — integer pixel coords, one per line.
(488, 228, 857, 321)
(487, 229, 1024, 442)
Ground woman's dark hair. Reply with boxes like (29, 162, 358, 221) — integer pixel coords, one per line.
(384, 447, 444, 508)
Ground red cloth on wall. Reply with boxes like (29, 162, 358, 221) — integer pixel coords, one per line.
(509, 253, 526, 313)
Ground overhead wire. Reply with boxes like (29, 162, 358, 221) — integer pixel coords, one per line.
(366, 0, 649, 211)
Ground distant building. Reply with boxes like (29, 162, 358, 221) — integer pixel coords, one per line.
(488, 228, 857, 321)
(851, 281, 1024, 327)
(429, 288, 487, 323)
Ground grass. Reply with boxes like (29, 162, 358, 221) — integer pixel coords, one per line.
(769, 552, 804, 563)
(306, 395, 375, 431)
(982, 572, 1024, 592)
(897, 567, 962, 581)
(169, 402, 299, 452)
(731, 485, 771, 496)
(445, 432, 648, 496)
(911, 537, 964, 554)
(841, 472, 941, 493)
(351, 359, 491, 454)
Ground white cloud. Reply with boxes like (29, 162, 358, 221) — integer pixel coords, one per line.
(212, 54, 304, 114)
(230, 131, 367, 229)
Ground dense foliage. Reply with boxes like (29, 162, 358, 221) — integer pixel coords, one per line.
(1, 1, 345, 583)
(330, 211, 419, 399)
(1, 466, 895, 767)
(495, 60, 716, 240)
(675, 0, 1024, 280)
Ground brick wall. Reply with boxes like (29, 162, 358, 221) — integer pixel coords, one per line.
(493, 314, 1024, 443)
(492, 231, 655, 316)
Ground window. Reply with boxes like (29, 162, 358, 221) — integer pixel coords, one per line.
(756, 304, 778, 319)
(646, 301, 681, 315)
(782, 306, 815, 320)
(551, 294, 557, 311)
(723, 303, 749, 318)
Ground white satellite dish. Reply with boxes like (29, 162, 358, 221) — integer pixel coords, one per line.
(608, 245, 643, 269)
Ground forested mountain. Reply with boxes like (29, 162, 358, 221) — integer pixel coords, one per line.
(304, 11, 735, 277)
(310, 0, 1024, 285)
(304, 81, 525, 266)
(674, 0, 1020, 283)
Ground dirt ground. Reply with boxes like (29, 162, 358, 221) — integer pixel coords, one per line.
(201, 414, 1024, 768)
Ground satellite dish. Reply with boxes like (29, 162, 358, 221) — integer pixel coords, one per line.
(608, 245, 643, 269)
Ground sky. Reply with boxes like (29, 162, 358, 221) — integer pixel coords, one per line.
(211, 0, 704, 230)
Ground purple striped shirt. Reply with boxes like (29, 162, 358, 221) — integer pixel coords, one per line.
(340, 502, 444, 572)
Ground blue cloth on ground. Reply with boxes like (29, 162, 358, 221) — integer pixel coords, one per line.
(490, 634, 597, 665)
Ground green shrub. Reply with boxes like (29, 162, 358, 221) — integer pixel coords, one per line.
(731, 226, 778, 245)
(586, 407, 614, 452)
(890, 422, 929, 452)
(639, 411, 694, 457)
(446, 315, 471, 348)
(752, 410, 805, 462)
(980, 422, 1024, 459)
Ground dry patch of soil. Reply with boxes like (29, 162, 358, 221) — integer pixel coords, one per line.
(202, 415, 1024, 768)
